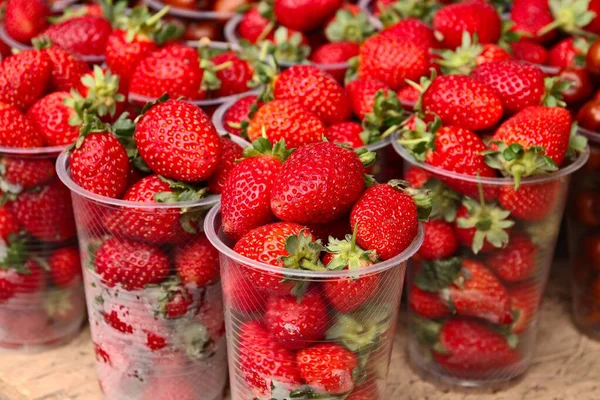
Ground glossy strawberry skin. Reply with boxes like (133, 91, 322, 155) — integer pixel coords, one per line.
(510, 0, 556, 44)
(498, 181, 561, 222)
(27, 92, 79, 146)
(0, 103, 44, 148)
(350, 184, 419, 260)
(49, 247, 81, 287)
(39, 16, 113, 56)
(453, 206, 508, 253)
(69, 132, 130, 199)
(345, 78, 390, 120)
(382, 18, 438, 49)
(0, 157, 55, 189)
(271, 142, 365, 225)
(274, 0, 343, 32)
(208, 136, 244, 194)
(409, 285, 451, 319)
(511, 39, 548, 65)
(0, 259, 46, 295)
(44, 47, 90, 92)
(238, 7, 271, 43)
(105, 29, 158, 88)
(4, 0, 50, 43)
(212, 51, 253, 97)
(548, 38, 581, 69)
(486, 234, 537, 283)
(175, 234, 220, 288)
(297, 343, 358, 395)
(419, 220, 458, 260)
(0, 50, 51, 110)
(135, 100, 222, 182)
(509, 283, 540, 334)
(404, 167, 431, 189)
(0, 204, 19, 242)
(224, 267, 266, 314)
(325, 122, 364, 148)
(222, 95, 259, 136)
(310, 42, 359, 82)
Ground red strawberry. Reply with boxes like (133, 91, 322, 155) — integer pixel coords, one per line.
(310, 42, 359, 82)
(224, 267, 266, 314)
(266, 288, 329, 349)
(274, 0, 343, 32)
(0, 258, 45, 295)
(510, 0, 556, 44)
(222, 95, 259, 136)
(221, 138, 290, 241)
(325, 122, 364, 148)
(0, 103, 44, 148)
(153, 281, 193, 319)
(27, 92, 80, 146)
(409, 285, 450, 319)
(95, 237, 170, 290)
(49, 246, 81, 287)
(419, 219, 458, 260)
(511, 39, 549, 65)
(238, 6, 272, 43)
(509, 283, 540, 334)
(486, 233, 537, 282)
(358, 33, 430, 90)
(104, 304, 134, 334)
(397, 85, 420, 106)
(0, 204, 19, 242)
(39, 16, 112, 56)
(42, 46, 90, 92)
(208, 51, 253, 97)
(238, 321, 302, 396)
(13, 181, 76, 242)
(405, 167, 431, 189)
(0, 277, 15, 303)
(135, 99, 222, 182)
(271, 142, 366, 224)
(246, 99, 325, 149)
(382, 18, 437, 49)
(350, 182, 423, 260)
(433, 0, 501, 49)
(0, 49, 51, 110)
(4, 0, 50, 43)
(175, 233, 220, 287)
(548, 37, 585, 69)
(345, 78, 391, 120)
(297, 343, 358, 395)
(207, 136, 244, 194)
(0, 157, 55, 189)
(498, 181, 561, 221)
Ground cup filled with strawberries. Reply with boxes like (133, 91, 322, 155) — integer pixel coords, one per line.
(57, 97, 248, 399)
(393, 59, 589, 386)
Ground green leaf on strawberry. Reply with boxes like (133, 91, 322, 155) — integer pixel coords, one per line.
(414, 257, 462, 293)
(325, 9, 375, 44)
(325, 225, 378, 272)
(243, 137, 293, 163)
(113, 5, 182, 46)
(388, 179, 433, 221)
(360, 90, 408, 145)
(540, 0, 598, 37)
(280, 230, 325, 272)
(377, 0, 441, 26)
(433, 32, 483, 75)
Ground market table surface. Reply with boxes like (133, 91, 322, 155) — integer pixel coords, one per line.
(1, 266, 600, 400)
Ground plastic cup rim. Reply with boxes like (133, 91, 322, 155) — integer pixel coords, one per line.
(0, 144, 69, 156)
(145, 0, 236, 20)
(204, 204, 424, 279)
(391, 130, 590, 186)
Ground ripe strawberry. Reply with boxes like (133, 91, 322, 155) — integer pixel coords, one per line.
(358, 33, 430, 90)
(221, 138, 290, 241)
(310, 42, 359, 82)
(297, 343, 358, 395)
(42, 46, 90, 92)
(0, 103, 44, 148)
(3, 0, 50, 43)
(420, 74, 503, 131)
(207, 136, 244, 194)
(175, 233, 220, 287)
(510, 0, 556, 44)
(152, 281, 193, 319)
(0, 277, 15, 303)
(246, 99, 325, 149)
(95, 237, 170, 290)
(325, 122, 364, 148)
(207, 51, 253, 97)
(0, 157, 55, 189)
(274, 0, 343, 32)
(433, 33, 510, 75)
(224, 267, 266, 313)
(135, 99, 222, 182)
(548, 37, 584, 69)
(350, 182, 425, 260)
(271, 142, 366, 224)
(238, 6, 272, 43)
(397, 85, 421, 106)
(0, 49, 51, 110)
(345, 78, 391, 120)
(13, 181, 76, 242)
(486, 233, 537, 282)
(419, 219, 458, 260)
(222, 95, 259, 136)
(382, 18, 437, 49)
(0, 258, 45, 295)
(0, 204, 19, 241)
(238, 321, 302, 396)
(38, 16, 113, 56)
(405, 167, 431, 189)
(27, 92, 79, 146)
(266, 288, 329, 349)
(433, 0, 501, 49)
(49, 246, 81, 287)
(409, 285, 450, 319)
(509, 283, 540, 334)
(104, 304, 134, 334)
(511, 39, 549, 65)
(498, 181, 561, 221)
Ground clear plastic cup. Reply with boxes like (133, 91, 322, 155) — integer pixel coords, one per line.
(145, 0, 236, 21)
(568, 126, 600, 341)
(0, 145, 85, 353)
(204, 204, 424, 400)
(392, 134, 589, 387)
(56, 152, 230, 400)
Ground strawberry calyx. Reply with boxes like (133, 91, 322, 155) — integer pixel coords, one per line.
(325, 9, 376, 44)
(542, 77, 569, 108)
(325, 225, 378, 272)
(0, 236, 29, 274)
(566, 123, 589, 161)
(154, 176, 208, 203)
(44, 288, 75, 319)
(377, 0, 440, 26)
(388, 179, 433, 221)
(361, 90, 408, 145)
(149, 276, 192, 319)
(498, 20, 524, 51)
(280, 230, 326, 272)
(326, 310, 393, 355)
(414, 257, 462, 293)
(113, 5, 181, 45)
(180, 320, 216, 360)
(405, 68, 436, 115)
(396, 115, 441, 161)
(456, 194, 514, 254)
(263, 27, 310, 63)
(483, 142, 558, 190)
(424, 178, 460, 223)
(434, 32, 482, 75)
(243, 137, 292, 163)
(198, 43, 236, 92)
(354, 147, 377, 168)
(411, 316, 443, 348)
(256, 0, 275, 20)
(540, 0, 599, 38)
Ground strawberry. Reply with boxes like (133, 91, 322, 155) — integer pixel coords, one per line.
(175, 233, 220, 287)
(472, 60, 547, 115)
(297, 343, 358, 395)
(271, 142, 367, 224)
(419, 219, 458, 260)
(224, 267, 266, 314)
(498, 181, 561, 221)
(13, 181, 76, 242)
(27, 92, 80, 146)
(38, 16, 113, 56)
(95, 237, 170, 290)
(266, 288, 329, 349)
(41, 46, 90, 92)
(382, 18, 437, 49)
(419, 74, 503, 131)
(511, 39, 549, 65)
(432, 0, 501, 49)
(152, 280, 193, 319)
(509, 283, 540, 334)
(405, 166, 431, 189)
(238, 6, 272, 44)
(207, 136, 244, 194)
(345, 78, 391, 120)
(134, 99, 222, 182)
(221, 138, 290, 241)
(222, 95, 259, 136)
(233, 222, 323, 294)
(103, 304, 134, 334)
(206, 51, 253, 97)
(274, 0, 343, 32)
(44, 286, 85, 322)
(541, 0, 600, 36)
(358, 33, 430, 90)
(310, 42, 359, 82)
(3, 0, 50, 43)
(0, 157, 55, 189)
(324, 5, 373, 42)
(0, 204, 19, 242)
(0, 277, 15, 303)
(433, 33, 511, 75)
(548, 37, 585, 69)
(0, 103, 44, 148)
(325, 122, 364, 148)
(409, 285, 450, 319)
(350, 182, 428, 260)
(49, 246, 81, 287)
(397, 84, 421, 106)
(246, 99, 325, 149)
(0, 49, 51, 110)
(238, 321, 302, 396)
(486, 233, 537, 283)
(0, 258, 45, 295)
(510, 0, 556, 44)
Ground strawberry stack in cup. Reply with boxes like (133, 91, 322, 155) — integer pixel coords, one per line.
(57, 98, 248, 399)
(205, 137, 429, 399)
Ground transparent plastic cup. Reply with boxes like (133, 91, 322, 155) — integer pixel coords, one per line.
(392, 134, 589, 387)
(568, 126, 600, 341)
(0, 145, 85, 353)
(145, 0, 237, 21)
(204, 204, 424, 400)
(56, 152, 230, 400)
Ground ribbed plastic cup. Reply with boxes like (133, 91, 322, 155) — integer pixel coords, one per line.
(0, 145, 84, 353)
(568, 126, 600, 341)
(56, 151, 232, 400)
(392, 133, 589, 387)
(204, 204, 424, 400)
